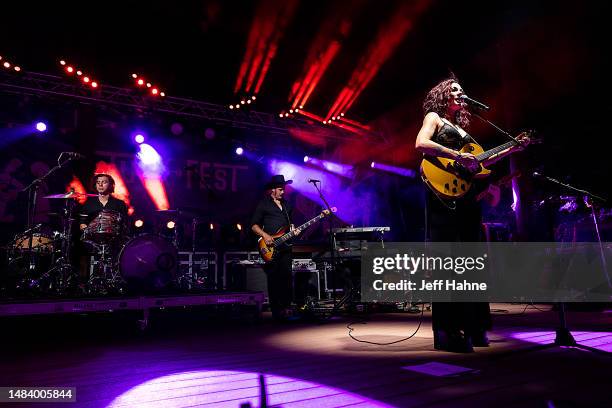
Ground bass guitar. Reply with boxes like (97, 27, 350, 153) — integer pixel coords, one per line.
(258, 207, 336, 263)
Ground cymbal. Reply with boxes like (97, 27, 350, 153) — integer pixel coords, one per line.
(44, 192, 97, 199)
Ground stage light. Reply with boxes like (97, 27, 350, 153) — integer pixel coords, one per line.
(76, 70, 82, 76)
(246, 99, 251, 104)
(83, 76, 90, 83)
(209, 223, 214, 230)
(204, 128, 216, 140)
(229, 105, 234, 109)
(132, 73, 138, 79)
(251, 96, 256, 100)
(134, 134, 145, 144)
(303, 156, 309, 163)
(289, 109, 294, 113)
(137, 143, 162, 166)
(137, 79, 144, 86)
(235, 147, 244, 156)
(279, 113, 283, 118)
(160, 92, 165, 97)
(299, 105, 304, 109)
(236, 223, 242, 231)
(91, 82, 98, 88)
(14, 66, 21, 72)
(60, 60, 66, 66)
(151, 88, 158, 95)
(371, 161, 376, 168)
(66, 66, 74, 73)
(135, 219, 144, 228)
(3, 62, 10, 69)
(167, 221, 176, 229)
(240, 100, 246, 104)
(284, 113, 289, 117)
(35, 122, 47, 132)
(341, 113, 345, 117)
(146, 82, 151, 88)
(323, 120, 327, 124)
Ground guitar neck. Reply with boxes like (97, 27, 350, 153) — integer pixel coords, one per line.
(275, 213, 325, 245)
(475, 140, 517, 162)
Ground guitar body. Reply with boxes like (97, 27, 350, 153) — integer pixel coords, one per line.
(420, 142, 491, 200)
(257, 226, 288, 263)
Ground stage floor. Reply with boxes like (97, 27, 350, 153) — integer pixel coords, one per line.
(1, 303, 610, 408)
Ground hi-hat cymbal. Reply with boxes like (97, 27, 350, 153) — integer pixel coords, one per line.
(44, 192, 97, 199)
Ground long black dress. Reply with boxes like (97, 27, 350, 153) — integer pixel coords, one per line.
(425, 122, 491, 335)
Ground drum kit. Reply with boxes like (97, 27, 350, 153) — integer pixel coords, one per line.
(3, 191, 211, 297)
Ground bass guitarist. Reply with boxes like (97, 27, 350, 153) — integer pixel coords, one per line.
(414, 76, 529, 352)
(251, 174, 301, 321)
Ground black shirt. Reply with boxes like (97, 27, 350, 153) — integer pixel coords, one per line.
(79, 195, 128, 226)
(250, 196, 293, 234)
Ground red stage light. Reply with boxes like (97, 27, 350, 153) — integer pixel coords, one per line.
(14, 66, 21, 72)
(66, 66, 74, 73)
(59, 60, 66, 66)
(76, 70, 82, 76)
(160, 92, 165, 97)
(135, 219, 144, 228)
(137, 79, 144, 85)
(132, 73, 138, 79)
(3, 62, 11, 69)
(83, 76, 90, 83)
(146, 82, 151, 88)
(91, 82, 98, 88)
(151, 88, 158, 95)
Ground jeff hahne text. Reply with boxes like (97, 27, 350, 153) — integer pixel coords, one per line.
(371, 253, 489, 292)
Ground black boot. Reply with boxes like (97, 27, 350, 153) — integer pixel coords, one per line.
(467, 330, 490, 347)
(434, 330, 474, 353)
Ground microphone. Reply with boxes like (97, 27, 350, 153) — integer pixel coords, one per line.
(308, 179, 320, 183)
(63, 152, 86, 160)
(459, 95, 490, 111)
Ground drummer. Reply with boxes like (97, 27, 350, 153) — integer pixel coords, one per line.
(79, 174, 128, 231)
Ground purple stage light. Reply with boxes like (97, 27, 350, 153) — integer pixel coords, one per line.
(134, 134, 145, 144)
(308, 157, 354, 178)
(268, 159, 375, 225)
(370, 161, 416, 178)
(35, 122, 47, 132)
(511, 331, 612, 353)
(137, 143, 162, 168)
(235, 147, 244, 155)
(106, 370, 394, 408)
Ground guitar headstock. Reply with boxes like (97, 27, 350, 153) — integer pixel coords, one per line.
(322, 207, 337, 216)
(516, 129, 542, 146)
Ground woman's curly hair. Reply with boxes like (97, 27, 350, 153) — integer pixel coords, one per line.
(423, 76, 471, 129)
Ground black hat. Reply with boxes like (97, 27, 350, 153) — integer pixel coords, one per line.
(265, 174, 293, 189)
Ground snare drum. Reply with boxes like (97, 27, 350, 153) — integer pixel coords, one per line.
(84, 209, 122, 243)
(12, 232, 55, 253)
(119, 234, 177, 292)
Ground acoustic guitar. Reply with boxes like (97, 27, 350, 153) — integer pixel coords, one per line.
(258, 207, 336, 263)
(420, 131, 532, 200)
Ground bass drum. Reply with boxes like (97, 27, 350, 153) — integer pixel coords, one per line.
(119, 234, 177, 293)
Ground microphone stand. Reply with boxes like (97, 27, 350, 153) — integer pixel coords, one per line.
(309, 180, 341, 309)
(471, 112, 521, 145)
(21, 153, 76, 277)
(533, 172, 609, 353)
